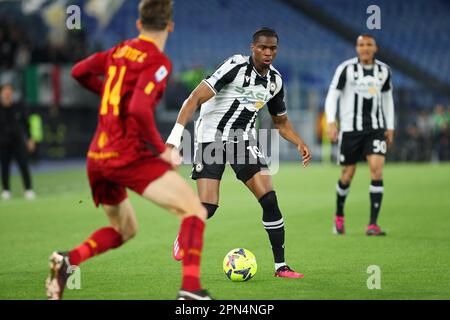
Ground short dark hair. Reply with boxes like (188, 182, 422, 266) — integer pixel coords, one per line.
(139, 0, 173, 31)
(253, 27, 279, 43)
(0, 83, 13, 92)
(357, 34, 376, 43)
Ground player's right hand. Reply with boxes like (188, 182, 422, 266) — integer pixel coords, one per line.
(27, 139, 36, 153)
(297, 142, 312, 167)
(326, 122, 338, 143)
(160, 146, 183, 169)
(385, 129, 394, 147)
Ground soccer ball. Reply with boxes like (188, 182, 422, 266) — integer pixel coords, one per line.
(223, 248, 257, 281)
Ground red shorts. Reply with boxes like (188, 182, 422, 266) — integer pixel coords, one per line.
(87, 156, 171, 207)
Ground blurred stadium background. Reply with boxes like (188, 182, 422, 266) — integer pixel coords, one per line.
(1, 0, 449, 164)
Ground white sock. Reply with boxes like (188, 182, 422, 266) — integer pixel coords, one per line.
(275, 262, 286, 271)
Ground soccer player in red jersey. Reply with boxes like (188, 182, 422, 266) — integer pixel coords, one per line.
(45, 0, 212, 300)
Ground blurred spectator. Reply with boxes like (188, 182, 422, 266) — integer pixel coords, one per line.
(416, 110, 433, 161)
(447, 105, 450, 123)
(0, 23, 18, 69)
(179, 66, 208, 91)
(398, 107, 449, 162)
(15, 43, 32, 68)
(401, 111, 421, 161)
(447, 105, 450, 160)
(0, 84, 36, 200)
(431, 104, 449, 162)
(44, 104, 67, 159)
(0, 14, 88, 69)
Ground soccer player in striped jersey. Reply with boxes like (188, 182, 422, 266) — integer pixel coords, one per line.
(45, 0, 212, 300)
(167, 28, 312, 278)
(325, 34, 395, 236)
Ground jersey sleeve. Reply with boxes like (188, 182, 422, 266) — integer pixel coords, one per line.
(204, 55, 244, 94)
(381, 68, 394, 129)
(128, 56, 172, 154)
(330, 63, 347, 91)
(325, 63, 347, 123)
(71, 50, 109, 95)
(267, 81, 287, 116)
(381, 68, 392, 92)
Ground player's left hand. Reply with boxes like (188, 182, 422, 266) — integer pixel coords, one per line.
(385, 130, 394, 147)
(27, 139, 36, 153)
(297, 142, 312, 167)
(160, 146, 183, 169)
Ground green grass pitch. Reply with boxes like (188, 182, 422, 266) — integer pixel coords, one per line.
(0, 163, 449, 300)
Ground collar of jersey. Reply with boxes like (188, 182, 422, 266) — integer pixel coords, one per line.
(357, 57, 375, 69)
(249, 56, 269, 78)
(138, 34, 156, 45)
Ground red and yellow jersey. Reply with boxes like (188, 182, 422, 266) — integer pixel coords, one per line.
(71, 35, 171, 168)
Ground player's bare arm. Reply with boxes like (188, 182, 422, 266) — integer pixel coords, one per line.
(324, 80, 341, 143)
(166, 81, 215, 148)
(271, 114, 312, 167)
(176, 81, 215, 126)
(324, 70, 341, 143)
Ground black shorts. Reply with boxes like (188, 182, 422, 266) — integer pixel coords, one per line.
(191, 139, 268, 183)
(339, 129, 387, 165)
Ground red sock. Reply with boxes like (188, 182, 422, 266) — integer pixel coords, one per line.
(178, 215, 205, 291)
(68, 227, 123, 266)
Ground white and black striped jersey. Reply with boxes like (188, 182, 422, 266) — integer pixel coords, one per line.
(325, 57, 395, 132)
(196, 54, 287, 143)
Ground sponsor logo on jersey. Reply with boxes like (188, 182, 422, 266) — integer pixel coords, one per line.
(234, 86, 268, 101)
(155, 65, 168, 82)
(255, 101, 265, 109)
(351, 75, 382, 99)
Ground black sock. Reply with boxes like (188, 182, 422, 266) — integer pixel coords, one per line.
(336, 180, 350, 217)
(369, 180, 383, 225)
(202, 202, 218, 219)
(259, 191, 285, 264)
